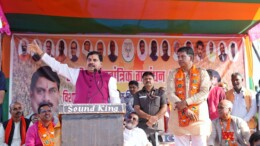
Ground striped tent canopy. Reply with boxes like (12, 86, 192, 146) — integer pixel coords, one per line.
(1, 0, 260, 34)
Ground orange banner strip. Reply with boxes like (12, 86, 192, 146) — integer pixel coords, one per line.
(1, 0, 260, 20)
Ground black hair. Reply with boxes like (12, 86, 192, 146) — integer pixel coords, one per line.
(231, 72, 243, 79)
(37, 101, 53, 114)
(30, 66, 60, 91)
(196, 40, 204, 48)
(177, 46, 194, 57)
(128, 80, 139, 87)
(46, 40, 52, 45)
(87, 51, 103, 62)
(207, 69, 221, 82)
(142, 71, 154, 79)
(84, 40, 90, 46)
(71, 41, 77, 48)
(249, 131, 260, 146)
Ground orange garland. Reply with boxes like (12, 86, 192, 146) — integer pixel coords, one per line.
(38, 121, 55, 146)
(175, 65, 200, 127)
(220, 118, 238, 146)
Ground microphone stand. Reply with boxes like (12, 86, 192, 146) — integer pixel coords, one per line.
(94, 69, 105, 103)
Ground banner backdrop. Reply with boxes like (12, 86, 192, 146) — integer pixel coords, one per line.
(10, 34, 246, 116)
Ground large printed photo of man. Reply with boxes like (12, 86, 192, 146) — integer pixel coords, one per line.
(28, 66, 60, 122)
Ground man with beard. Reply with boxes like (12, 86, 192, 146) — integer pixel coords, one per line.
(226, 72, 257, 131)
(29, 42, 120, 104)
(134, 71, 167, 145)
(26, 102, 60, 146)
(124, 112, 152, 146)
(19, 40, 31, 61)
(149, 40, 158, 61)
(55, 40, 67, 62)
(108, 40, 118, 62)
(0, 101, 31, 146)
(208, 100, 250, 146)
(166, 46, 211, 146)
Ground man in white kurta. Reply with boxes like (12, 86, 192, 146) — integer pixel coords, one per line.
(124, 112, 152, 146)
(166, 46, 211, 146)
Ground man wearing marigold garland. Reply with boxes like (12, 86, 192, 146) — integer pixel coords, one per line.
(208, 99, 250, 146)
(166, 46, 211, 146)
(0, 101, 31, 146)
(25, 101, 60, 146)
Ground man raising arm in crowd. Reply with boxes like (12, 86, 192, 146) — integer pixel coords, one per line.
(29, 42, 120, 104)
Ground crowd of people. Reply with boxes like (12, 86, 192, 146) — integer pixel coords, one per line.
(0, 42, 260, 146)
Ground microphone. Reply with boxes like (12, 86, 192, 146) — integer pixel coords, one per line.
(93, 68, 105, 103)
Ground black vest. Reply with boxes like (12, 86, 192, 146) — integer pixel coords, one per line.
(3, 118, 31, 146)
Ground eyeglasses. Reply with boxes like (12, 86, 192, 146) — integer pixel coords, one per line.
(128, 116, 138, 121)
(40, 109, 52, 114)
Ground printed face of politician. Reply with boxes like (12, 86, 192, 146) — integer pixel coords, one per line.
(30, 77, 59, 113)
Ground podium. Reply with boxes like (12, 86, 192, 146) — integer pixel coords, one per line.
(59, 104, 126, 146)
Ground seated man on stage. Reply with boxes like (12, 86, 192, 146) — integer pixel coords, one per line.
(124, 112, 152, 146)
(26, 101, 61, 146)
(29, 42, 120, 104)
(0, 101, 31, 146)
(208, 99, 250, 146)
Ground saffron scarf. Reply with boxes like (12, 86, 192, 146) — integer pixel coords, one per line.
(38, 121, 55, 146)
(5, 116, 26, 145)
(175, 65, 200, 127)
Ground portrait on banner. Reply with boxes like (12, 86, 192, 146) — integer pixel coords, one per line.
(185, 40, 194, 50)
(228, 41, 239, 62)
(195, 40, 205, 62)
(149, 40, 159, 61)
(108, 40, 118, 62)
(43, 39, 55, 57)
(218, 41, 229, 62)
(206, 41, 217, 62)
(69, 40, 80, 62)
(95, 40, 106, 56)
(82, 39, 93, 56)
(122, 39, 134, 62)
(55, 39, 68, 63)
(18, 38, 31, 61)
(160, 40, 170, 61)
(172, 40, 180, 61)
(137, 39, 148, 61)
